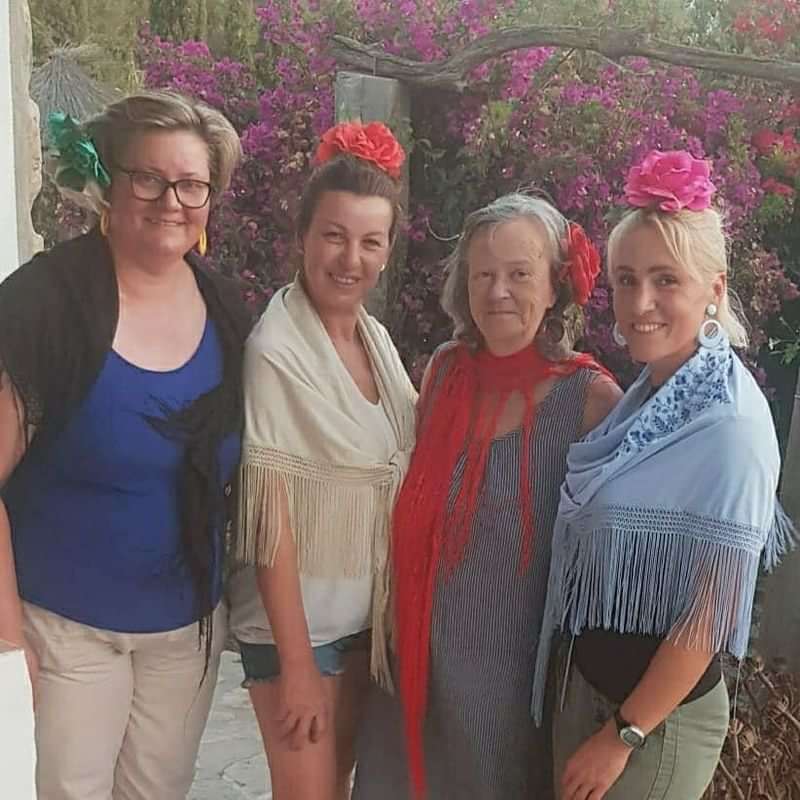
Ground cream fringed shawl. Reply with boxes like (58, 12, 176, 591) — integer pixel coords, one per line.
(236, 281, 417, 686)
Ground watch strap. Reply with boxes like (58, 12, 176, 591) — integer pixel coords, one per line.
(613, 709, 646, 748)
(613, 709, 631, 731)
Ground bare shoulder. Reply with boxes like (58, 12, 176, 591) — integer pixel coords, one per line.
(0, 374, 26, 486)
(420, 341, 459, 396)
(580, 373, 623, 435)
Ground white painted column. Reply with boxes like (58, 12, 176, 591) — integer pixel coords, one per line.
(0, 0, 36, 795)
(11, 0, 43, 264)
(0, 641, 36, 799)
(0, 0, 20, 278)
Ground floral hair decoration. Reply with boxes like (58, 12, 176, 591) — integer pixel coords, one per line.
(315, 121, 405, 179)
(624, 149, 716, 212)
(561, 222, 601, 306)
(48, 112, 111, 192)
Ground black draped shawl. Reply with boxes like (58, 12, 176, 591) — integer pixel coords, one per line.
(0, 227, 252, 627)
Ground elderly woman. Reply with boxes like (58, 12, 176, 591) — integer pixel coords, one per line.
(0, 91, 249, 799)
(353, 193, 619, 799)
(534, 151, 793, 800)
(226, 122, 417, 800)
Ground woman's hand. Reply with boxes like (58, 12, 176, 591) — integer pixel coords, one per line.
(561, 720, 632, 800)
(274, 659, 330, 751)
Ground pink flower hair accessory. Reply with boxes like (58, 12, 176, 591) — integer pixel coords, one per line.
(624, 150, 716, 212)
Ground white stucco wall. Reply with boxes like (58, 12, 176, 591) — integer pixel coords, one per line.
(0, 0, 20, 278)
(0, 642, 36, 800)
(0, 0, 35, 793)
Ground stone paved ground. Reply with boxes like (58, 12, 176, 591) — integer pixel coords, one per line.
(190, 651, 271, 800)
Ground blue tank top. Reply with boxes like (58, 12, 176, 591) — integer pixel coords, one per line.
(5, 318, 241, 633)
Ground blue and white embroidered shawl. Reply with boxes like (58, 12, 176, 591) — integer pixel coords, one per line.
(531, 342, 794, 723)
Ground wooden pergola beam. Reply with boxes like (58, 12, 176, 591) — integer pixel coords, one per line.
(331, 26, 800, 91)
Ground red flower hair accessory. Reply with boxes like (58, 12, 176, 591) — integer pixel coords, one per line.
(561, 222, 601, 306)
(315, 121, 405, 179)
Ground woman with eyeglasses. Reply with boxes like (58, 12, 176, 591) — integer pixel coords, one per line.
(0, 90, 251, 800)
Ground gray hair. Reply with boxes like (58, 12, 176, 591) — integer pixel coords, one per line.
(441, 192, 581, 355)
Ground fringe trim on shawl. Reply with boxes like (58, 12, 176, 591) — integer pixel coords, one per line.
(236, 445, 395, 574)
(370, 526, 395, 692)
(560, 505, 765, 654)
(533, 503, 768, 722)
(236, 444, 398, 689)
(763, 502, 797, 572)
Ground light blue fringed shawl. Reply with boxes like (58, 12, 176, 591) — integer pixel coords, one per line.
(531, 341, 794, 723)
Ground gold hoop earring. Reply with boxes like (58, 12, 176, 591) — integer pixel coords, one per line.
(379, 263, 387, 273)
(197, 228, 208, 256)
(100, 209, 110, 237)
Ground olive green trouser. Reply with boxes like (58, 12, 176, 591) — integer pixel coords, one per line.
(553, 664, 729, 800)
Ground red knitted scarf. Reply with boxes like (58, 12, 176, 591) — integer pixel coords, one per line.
(392, 342, 608, 798)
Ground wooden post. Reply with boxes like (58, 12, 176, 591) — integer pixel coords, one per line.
(759, 366, 800, 671)
(334, 70, 411, 325)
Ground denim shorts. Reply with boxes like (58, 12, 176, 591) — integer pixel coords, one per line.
(237, 629, 371, 686)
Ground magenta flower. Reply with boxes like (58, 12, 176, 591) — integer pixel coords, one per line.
(624, 150, 717, 212)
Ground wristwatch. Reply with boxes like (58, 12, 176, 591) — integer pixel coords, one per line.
(613, 710, 646, 749)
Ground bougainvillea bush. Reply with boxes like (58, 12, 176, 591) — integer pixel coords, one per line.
(132, 0, 800, 397)
(42, 1, 798, 405)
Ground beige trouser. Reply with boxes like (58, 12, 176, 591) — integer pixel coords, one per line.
(23, 601, 226, 800)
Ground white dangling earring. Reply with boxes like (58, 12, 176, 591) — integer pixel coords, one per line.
(698, 302, 725, 350)
(612, 322, 627, 347)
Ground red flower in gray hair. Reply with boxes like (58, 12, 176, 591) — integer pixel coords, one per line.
(562, 223, 601, 306)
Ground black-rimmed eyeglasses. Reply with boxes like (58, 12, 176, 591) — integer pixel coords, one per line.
(115, 168, 213, 209)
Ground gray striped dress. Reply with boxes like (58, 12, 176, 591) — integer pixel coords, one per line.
(353, 368, 596, 800)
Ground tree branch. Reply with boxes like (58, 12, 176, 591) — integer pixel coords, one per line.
(330, 25, 800, 91)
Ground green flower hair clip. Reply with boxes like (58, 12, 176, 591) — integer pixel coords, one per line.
(48, 111, 111, 192)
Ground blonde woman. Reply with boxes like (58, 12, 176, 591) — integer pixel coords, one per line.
(534, 150, 792, 800)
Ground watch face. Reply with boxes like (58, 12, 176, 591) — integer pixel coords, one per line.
(620, 726, 645, 749)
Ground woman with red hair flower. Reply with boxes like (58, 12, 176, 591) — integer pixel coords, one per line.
(353, 193, 619, 800)
(227, 121, 417, 800)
